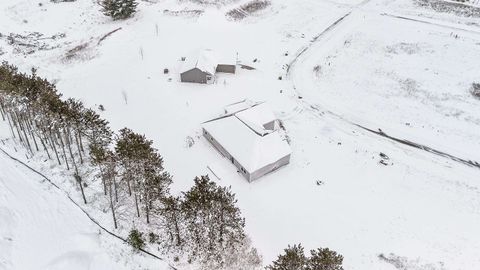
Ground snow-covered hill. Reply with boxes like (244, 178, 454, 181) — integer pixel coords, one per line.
(0, 148, 168, 269)
(1, 0, 480, 269)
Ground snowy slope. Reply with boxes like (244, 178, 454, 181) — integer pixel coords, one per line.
(0, 150, 169, 270)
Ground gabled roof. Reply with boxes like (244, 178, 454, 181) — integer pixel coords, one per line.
(236, 103, 277, 131)
(181, 49, 216, 75)
(202, 115, 291, 173)
(223, 99, 258, 115)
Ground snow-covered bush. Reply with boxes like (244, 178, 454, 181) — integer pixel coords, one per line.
(226, 0, 271, 20)
(127, 229, 146, 250)
(100, 0, 138, 20)
(472, 83, 480, 99)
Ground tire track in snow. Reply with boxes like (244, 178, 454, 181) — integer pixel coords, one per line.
(0, 147, 179, 270)
(286, 0, 372, 75)
(285, 1, 480, 171)
(285, 11, 352, 76)
(381, 13, 480, 35)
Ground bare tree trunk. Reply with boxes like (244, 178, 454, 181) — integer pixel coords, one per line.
(6, 113, 16, 139)
(109, 179, 118, 229)
(65, 128, 78, 173)
(126, 170, 132, 196)
(134, 192, 140, 218)
(174, 214, 182, 246)
(24, 115, 39, 152)
(15, 111, 32, 154)
(144, 191, 150, 224)
(12, 112, 24, 142)
(106, 162, 118, 229)
(0, 103, 5, 121)
(38, 134, 51, 159)
(78, 132, 84, 153)
(57, 130, 70, 170)
(113, 172, 119, 202)
(49, 129, 61, 165)
(75, 131, 83, 164)
(74, 174, 88, 204)
(98, 165, 107, 196)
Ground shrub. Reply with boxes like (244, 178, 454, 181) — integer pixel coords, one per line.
(127, 229, 145, 250)
(148, 232, 159, 244)
(472, 82, 480, 99)
(100, 0, 138, 20)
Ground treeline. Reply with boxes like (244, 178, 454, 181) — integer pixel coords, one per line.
(0, 62, 260, 269)
(267, 244, 344, 270)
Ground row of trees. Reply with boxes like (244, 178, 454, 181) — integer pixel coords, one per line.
(267, 244, 344, 270)
(0, 62, 111, 204)
(0, 62, 259, 268)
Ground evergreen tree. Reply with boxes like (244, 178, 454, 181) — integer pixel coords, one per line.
(160, 196, 184, 248)
(306, 248, 343, 270)
(181, 175, 246, 262)
(115, 128, 171, 223)
(266, 244, 307, 270)
(127, 228, 145, 250)
(100, 0, 138, 20)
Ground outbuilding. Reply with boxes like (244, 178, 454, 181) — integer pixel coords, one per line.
(180, 50, 216, 84)
(180, 49, 237, 83)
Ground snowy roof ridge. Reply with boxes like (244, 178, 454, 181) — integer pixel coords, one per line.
(234, 114, 271, 137)
(181, 48, 217, 75)
(202, 116, 291, 172)
(202, 102, 291, 172)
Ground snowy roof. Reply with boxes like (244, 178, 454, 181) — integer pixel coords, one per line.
(224, 99, 258, 115)
(181, 49, 217, 75)
(236, 103, 277, 131)
(216, 53, 236, 65)
(202, 116, 291, 173)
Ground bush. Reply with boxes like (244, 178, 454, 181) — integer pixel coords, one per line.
(127, 229, 145, 250)
(100, 0, 138, 20)
(148, 232, 159, 244)
(472, 83, 480, 99)
(226, 0, 271, 20)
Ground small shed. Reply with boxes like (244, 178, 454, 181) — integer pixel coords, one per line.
(216, 54, 237, 74)
(180, 50, 216, 84)
(180, 49, 237, 83)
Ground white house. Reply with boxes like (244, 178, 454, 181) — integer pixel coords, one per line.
(202, 101, 291, 181)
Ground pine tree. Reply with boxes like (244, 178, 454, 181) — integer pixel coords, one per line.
(115, 128, 171, 223)
(181, 175, 246, 262)
(161, 196, 184, 248)
(127, 228, 145, 250)
(266, 244, 307, 270)
(100, 0, 138, 20)
(306, 248, 343, 270)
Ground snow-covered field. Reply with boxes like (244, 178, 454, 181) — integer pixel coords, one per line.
(1, 0, 480, 269)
